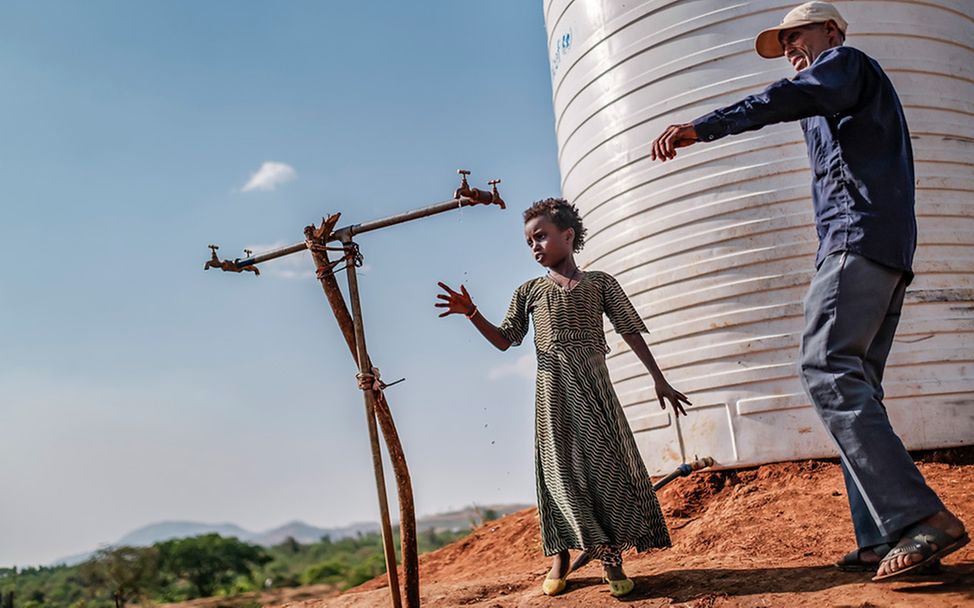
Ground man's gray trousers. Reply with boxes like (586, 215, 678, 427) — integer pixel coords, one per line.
(799, 251, 944, 548)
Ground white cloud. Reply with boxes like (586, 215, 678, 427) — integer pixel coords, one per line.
(241, 161, 297, 192)
(487, 353, 536, 381)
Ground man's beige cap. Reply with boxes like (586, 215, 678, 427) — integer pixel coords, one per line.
(755, 1, 848, 59)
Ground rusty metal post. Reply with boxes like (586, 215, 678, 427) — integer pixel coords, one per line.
(305, 217, 420, 608)
(370, 389, 419, 608)
(341, 236, 403, 608)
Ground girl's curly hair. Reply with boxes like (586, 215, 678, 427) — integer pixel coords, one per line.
(523, 198, 587, 252)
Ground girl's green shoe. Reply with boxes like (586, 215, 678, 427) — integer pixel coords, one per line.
(541, 576, 567, 596)
(605, 576, 634, 597)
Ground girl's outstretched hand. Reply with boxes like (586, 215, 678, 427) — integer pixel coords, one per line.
(435, 282, 475, 318)
(656, 380, 691, 417)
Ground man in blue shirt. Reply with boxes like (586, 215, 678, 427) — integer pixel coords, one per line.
(650, 1, 967, 581)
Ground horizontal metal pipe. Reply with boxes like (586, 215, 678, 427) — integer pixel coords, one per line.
(243, 242, 310, 266)
(234, 197, 478, 269)
(336, 197, 470, 240)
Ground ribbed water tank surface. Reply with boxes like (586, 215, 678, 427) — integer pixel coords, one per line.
(543, 0, 974, 475)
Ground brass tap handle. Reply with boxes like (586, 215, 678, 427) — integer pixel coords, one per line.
(204, 244, 222, 270)
(455, 169, 473, 200)
(487, 179, 506, 209)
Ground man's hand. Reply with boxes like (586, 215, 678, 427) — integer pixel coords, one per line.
(651, 123, 699, 161)
(435, 282, 475, 318)
(655, 379, 692, 417)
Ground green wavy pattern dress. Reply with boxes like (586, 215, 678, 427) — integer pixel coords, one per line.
(498, 270, 671, 557)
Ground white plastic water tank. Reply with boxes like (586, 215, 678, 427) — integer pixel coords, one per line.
(543, 0, 974, 475)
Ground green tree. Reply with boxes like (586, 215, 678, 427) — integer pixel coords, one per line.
(344, 554, 386, 589)
(158, 535, 269, 598)
(299, 560, 347, 586)
(276, 537, 301, 555)
(77, 546, 160, 608)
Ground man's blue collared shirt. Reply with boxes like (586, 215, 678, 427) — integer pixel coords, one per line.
(692, 46, 917, 276)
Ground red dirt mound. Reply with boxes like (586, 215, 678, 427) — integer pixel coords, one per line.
(275, 453, 974, 607)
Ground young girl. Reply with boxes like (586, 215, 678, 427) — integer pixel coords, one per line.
(435, 198, 690, 597)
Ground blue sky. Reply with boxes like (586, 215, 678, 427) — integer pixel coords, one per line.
(0, 1, 561, 566)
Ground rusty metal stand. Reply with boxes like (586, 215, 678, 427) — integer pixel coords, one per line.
(345, 235, 403, 607)
(206, 172, 505, 608)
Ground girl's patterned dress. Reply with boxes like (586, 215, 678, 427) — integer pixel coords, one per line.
(497, 270, 670, 561)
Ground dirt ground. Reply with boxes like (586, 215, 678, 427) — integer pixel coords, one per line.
(270, 449, 973, 608)
(161, 584, 340, 608)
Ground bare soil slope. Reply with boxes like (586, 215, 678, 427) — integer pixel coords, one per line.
(273, 452, 974, 607)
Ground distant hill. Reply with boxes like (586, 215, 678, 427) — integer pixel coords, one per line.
(414, 504, 525, 532)
(53, 503, 530, 566)
(116, 521, 253, 547)
(250, 520, 379, 547)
